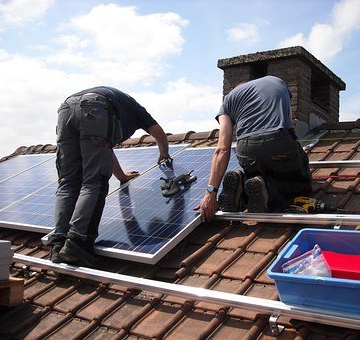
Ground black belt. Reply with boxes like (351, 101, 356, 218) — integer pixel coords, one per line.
(244, 129, 291, 141)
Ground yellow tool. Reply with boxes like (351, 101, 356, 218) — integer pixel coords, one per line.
(290, 196, 339, 214)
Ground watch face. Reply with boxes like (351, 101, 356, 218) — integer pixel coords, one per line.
(207, 185, 214, 192)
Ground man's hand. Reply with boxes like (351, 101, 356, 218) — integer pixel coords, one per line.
(119, 171, 140, 184)
(158, 156, 173, 168)
(193, 192, 218, 223)
(158, 153, 171, 166)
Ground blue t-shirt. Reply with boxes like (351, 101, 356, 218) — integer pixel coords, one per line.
(217, 76, 293, 140)
(71, 86, 157, 143)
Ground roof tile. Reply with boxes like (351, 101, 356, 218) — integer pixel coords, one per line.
(164, 309, 224, 339)
(3, 124, 360, 338)
(222, 252, 269, 281)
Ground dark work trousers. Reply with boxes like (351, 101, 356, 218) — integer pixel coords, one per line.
(49, 94, 114, 250)
(236, 129, 311, 210)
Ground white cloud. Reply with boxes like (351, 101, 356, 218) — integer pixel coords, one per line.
(0, 0, 54, 30)
(227, 23, 259, 42)
(45, 4, 188, 84)
(132, 78, 222, 134)
(164, 119, 218, 135)
(68, 5, 187, 62)
(0, 58, 221, 157)
(0, 51, 65, 157)
(279, 0, 360, 62)
(0, 4, 192, 158)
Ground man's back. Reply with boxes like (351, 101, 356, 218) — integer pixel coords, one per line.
(71, 86, 157, 143)
(218, 76, 293, 139)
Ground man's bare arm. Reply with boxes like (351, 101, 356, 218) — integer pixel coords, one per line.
(147, 124, 170, 163)
(194, 115, 234, 222)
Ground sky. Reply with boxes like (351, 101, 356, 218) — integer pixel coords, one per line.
(0, 0, 360, 158)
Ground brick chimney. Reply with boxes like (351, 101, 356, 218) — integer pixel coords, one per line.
(217, 46, 346, 131)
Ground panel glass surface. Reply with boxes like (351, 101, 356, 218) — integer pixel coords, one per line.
(109, 145, 186, 193)
(0, 184, 57, 228)
(0, 154, 55, 183)
(95, 147, 240, 263)
(0, 145, 186, 230)
(0, 156, 57, 210)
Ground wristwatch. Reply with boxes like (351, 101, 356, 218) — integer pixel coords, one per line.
(206, 184, 218, 194)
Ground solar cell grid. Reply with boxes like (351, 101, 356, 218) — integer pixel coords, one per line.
(0, 145, 186, 232)
(109, 145, 186, 193)
(0, 154, 55, 183)
(0, 157, 57, 211)
(95, 147, 240, 263)
(0, 184, 57, 229)
(1, 145, 243, 265)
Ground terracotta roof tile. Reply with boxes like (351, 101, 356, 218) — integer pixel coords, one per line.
(210, 316, 263, 339)
(2, 125, 360, 338)
(192, 249, 235, 276)
(131, 302, 191, 338)
(164, 309, 223, 339)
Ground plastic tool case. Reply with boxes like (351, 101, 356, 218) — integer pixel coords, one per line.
(267, 228, 360, 313)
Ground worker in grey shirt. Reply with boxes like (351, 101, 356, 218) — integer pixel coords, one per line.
(49, 86, 170, 267)
(196, 76, 311, 221)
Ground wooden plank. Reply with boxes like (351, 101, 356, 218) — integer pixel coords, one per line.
(0, 277, 24, 306)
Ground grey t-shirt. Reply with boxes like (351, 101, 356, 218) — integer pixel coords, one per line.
(217, 76, 293, 140)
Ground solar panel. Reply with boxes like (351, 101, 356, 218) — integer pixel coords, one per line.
(0, 156, 57, 211)
(0, 154, 55, 183)
(94, 147, 240, 264)
(0, 184, 57, 232)
(0, 145, 186, 232)
(109, 145, 187, 193)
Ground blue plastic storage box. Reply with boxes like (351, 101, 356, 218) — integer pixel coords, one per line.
(267, 228, 360, 313)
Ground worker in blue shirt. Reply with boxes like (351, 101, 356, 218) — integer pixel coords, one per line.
(49, 86, 170, 267)
(196, 76, 311, 221)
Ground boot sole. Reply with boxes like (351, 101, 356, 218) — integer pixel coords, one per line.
(245, 178, 268, 213)
(218, 171, 243, 212)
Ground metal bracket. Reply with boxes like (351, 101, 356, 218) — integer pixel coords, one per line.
(269, 313, 284, 335)
(21, 265, 31, 279)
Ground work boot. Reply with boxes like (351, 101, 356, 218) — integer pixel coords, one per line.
(218, 170, 244, 212)
(59, 239, 100, 268)
(50, 244, 63, 263)
(245, 176, 269, 213)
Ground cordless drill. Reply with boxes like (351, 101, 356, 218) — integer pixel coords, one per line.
(293, 196, 339, 213)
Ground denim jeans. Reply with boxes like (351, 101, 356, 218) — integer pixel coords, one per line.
(49, 94, 113, 249)
(237, 129, 311, 208)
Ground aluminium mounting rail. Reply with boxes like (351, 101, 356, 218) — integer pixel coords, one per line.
(13, 253, 360, 331)
(309, 160, 360, 168)
(215, 211, 360, 226)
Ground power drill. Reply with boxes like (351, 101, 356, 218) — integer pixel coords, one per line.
(292, 196, 338, 213)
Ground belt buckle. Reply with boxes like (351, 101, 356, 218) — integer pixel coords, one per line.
(84, 92, 107, 100)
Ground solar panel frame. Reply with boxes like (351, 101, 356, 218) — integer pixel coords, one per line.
(0, 145, 186, 233)
(2, 146, 242, 265)
(93, 146, 240, 264)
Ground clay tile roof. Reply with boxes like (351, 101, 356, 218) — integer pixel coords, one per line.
(1, 125, 360, 339)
